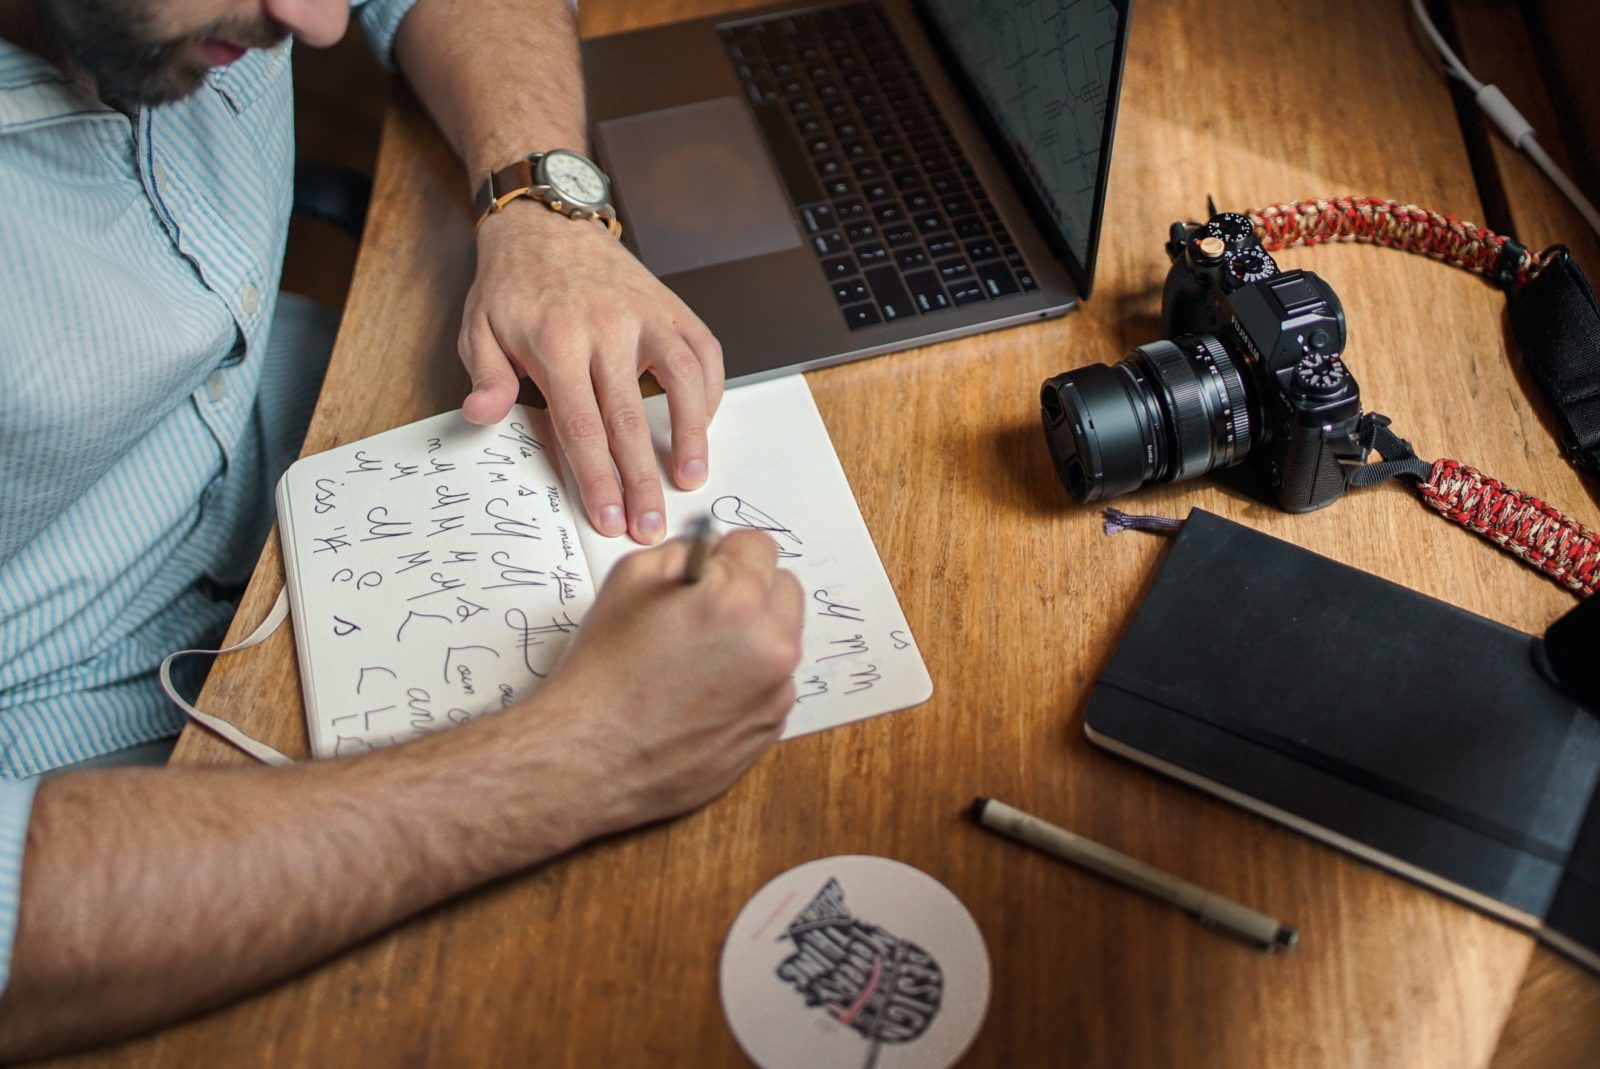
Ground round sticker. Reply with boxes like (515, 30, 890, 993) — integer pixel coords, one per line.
(720, 855, 990, 1069)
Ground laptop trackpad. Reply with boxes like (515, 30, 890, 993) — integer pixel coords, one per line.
(596, 97, 802, 278)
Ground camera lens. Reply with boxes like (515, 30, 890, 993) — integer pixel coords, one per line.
(1040, 333, 1253, 502)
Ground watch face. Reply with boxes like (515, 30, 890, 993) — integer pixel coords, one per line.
(540, 151, 609, 209)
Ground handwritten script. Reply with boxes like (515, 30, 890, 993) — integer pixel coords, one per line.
(279, 379, 932, 756)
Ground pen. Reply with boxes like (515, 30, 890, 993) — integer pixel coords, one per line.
(969, 797, 1297, 952)
(681, 514, 714, 584)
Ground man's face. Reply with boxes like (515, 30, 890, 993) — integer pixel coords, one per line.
(33, 0, 342, 106)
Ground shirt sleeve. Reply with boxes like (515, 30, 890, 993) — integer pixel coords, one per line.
(350, 0, 578, 73)
(352, 0, 423, 70)
(0, 778, 39, 999)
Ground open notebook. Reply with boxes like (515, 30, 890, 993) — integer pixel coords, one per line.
(274, 375, 933, 758)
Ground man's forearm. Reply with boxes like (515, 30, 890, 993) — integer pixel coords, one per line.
(393, 0, 588, 185)
(0, 704, 600, 1060)
(0, 530, 799, 1060)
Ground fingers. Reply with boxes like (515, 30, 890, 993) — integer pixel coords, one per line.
(704, 532, 803, 702)
(535, 327, 703, 545)
(545, 362, 629, 539)
(611, 529, 792, 598)
(460, 246, 727, 544)
(771, 568, 804, 634)
(713, 528, 780, 580)
(644, 325, 710, 491)
(594, 357, 667, 545)
(458, 321, 522, 426)
(644, 298, 722, 489)
(675, 307, 725, 422)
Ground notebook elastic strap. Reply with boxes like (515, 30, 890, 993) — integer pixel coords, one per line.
(159, 589, 295, 766)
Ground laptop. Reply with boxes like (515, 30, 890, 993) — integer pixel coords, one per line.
(581, 0, 1132, 381)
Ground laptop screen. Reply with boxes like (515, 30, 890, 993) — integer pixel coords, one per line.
(918, 0, 1130, 297)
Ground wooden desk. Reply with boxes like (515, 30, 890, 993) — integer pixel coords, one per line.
(48, 0, 1600, 1065)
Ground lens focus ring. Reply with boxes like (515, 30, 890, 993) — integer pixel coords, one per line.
(1191, 334, 1251, 467)
(1137, 341, 1214, 480)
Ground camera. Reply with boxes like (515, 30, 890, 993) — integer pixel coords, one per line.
(1040, 211, 1364, 513)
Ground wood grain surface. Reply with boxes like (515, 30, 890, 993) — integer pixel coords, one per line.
(37, 0, 1600, 1065)
(1450, 4, 1600, 1066)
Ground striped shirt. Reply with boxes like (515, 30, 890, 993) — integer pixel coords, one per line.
(0, 0, 416, 996)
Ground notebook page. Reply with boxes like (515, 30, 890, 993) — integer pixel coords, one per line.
(275, 406, 593, 758)
(575, 375, 934, 738)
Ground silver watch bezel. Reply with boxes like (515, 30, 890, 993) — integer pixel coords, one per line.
(533, 150, 612, 213)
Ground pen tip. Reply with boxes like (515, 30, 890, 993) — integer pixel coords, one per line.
(1274, 926, 1298, 951)
(968, 797, 990, 822)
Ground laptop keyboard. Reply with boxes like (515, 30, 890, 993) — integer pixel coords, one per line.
(719, 3, 1037, 331)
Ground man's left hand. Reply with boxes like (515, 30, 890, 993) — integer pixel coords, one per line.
(458, 206, 725, 544)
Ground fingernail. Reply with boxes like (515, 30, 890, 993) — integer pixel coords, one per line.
(681, 459, 707, 486)
(638, 510, 665, 542)
(599, 505, 625, 535)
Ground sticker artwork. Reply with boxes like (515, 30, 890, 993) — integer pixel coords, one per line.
(775, 878, 944, 1066)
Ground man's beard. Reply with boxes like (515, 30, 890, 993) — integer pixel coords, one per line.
(33, 0, 286, 106)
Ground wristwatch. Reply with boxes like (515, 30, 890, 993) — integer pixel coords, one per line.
(473, 150, 623, 239)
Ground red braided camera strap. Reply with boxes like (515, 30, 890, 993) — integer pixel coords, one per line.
(1420, 460, 1599, 596)
(1245, 196, 1599, 597)
(1247, 195, 1563, 283)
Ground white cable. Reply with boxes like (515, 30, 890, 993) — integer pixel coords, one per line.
(1526, 138, 1600, 238)
(1410, 0, 1481, 90)
(1410, 0, 1600, 242)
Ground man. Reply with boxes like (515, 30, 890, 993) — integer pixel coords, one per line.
(0, 0, 803, 1057)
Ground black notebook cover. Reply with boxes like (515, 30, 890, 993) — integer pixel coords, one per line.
(1083, 509, 1600, 972)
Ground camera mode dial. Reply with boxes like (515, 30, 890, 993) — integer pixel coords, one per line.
(1292, 352, 1349, 397)
(1206, 212, 1257, 250)
(1225, 248, 1278, 288)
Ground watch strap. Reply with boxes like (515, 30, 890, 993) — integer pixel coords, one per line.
(473, 158, 537, 229)
(472, 154, 622, 239)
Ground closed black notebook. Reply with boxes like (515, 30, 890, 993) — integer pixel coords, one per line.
(1083, 509, 1600, 973)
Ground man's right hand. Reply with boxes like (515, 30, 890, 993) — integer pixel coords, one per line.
(532, 528, 804, 837)
(0, 535, 800, 1063)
